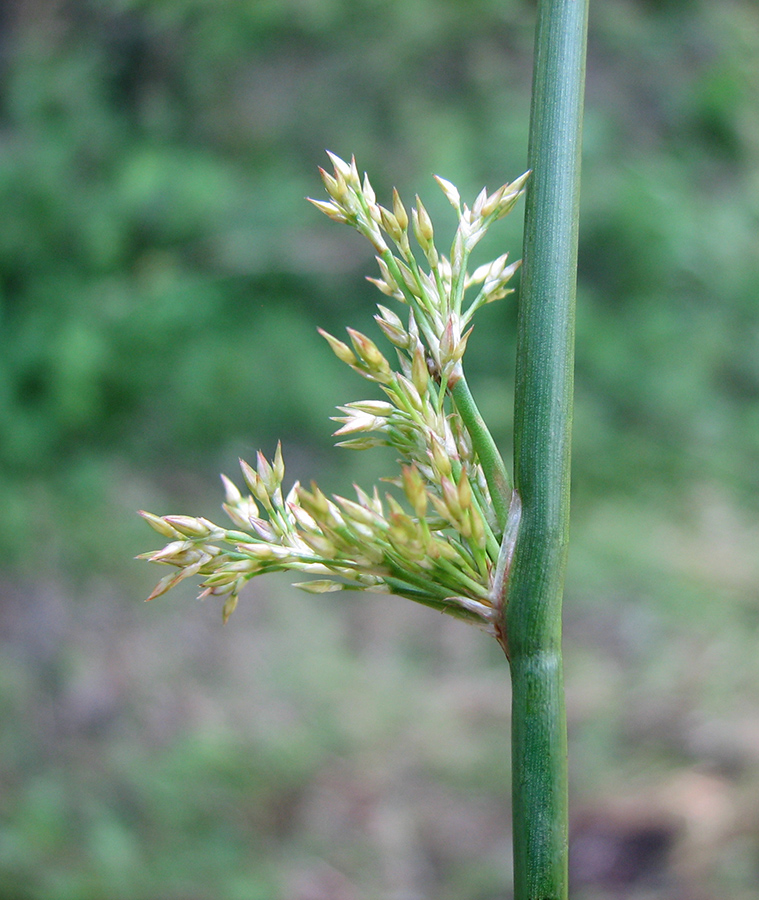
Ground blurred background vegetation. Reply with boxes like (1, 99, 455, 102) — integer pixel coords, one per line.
(1, 0, 758, 897)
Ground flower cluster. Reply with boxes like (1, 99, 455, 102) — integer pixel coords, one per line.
(139, 154, 526, 636)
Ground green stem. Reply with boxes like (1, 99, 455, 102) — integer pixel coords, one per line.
(504, 0, 588, 898)
(450, 374, 511, 533)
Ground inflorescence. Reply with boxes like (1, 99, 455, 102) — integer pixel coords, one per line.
(139, 153, 527, 636)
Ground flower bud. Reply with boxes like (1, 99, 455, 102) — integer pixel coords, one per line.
(412, 197, 434, 250)
(392, 188, 409, 231)
(318, 328, 358, 366)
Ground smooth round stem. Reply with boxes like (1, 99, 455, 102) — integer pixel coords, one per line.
(505, 0, 588, 897)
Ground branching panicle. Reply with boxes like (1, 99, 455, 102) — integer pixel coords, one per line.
(140, 154, 527, 633)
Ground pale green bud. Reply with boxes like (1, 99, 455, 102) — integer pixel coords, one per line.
(294, 580, 346, 594)
(411, 345, 429, 396)
(379, 206, 404, 244)
(307, 197, 348, 223)
(139, 510, 181, 540)
(412, 197, 434, 249)
(402, 465, 428, 519)
(392, 188, 409, 231)
(318, 328, 358, 366)
(346, 328, 392, 381)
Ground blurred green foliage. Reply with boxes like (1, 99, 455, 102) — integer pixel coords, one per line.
(1, 0, 759, 897)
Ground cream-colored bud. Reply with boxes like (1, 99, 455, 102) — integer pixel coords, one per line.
(479, 185, 506, 219)
(326, 151, 353, 182)
(342, 400, 394, 416)
(220, 474, 242, 505)
(163, 515, 210, 538)
(332, 411, 384, 436)
(433, 175, 461, 211)
(139, 510, 181, 540)
(307, 198, 348, 223)
(472, 186, 489, 218)
(362, 172, 376, 206)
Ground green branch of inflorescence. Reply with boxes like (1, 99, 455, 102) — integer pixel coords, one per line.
(139, 153, 527, 637)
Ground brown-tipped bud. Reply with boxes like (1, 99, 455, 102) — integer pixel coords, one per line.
(318, 328, 358, 366)
(402, 465, 428, 519)
(139, 511, 181, 540)
(411, 345, 429, 396)
(392, 188, 409, 231)
(412, 197, 434, 249)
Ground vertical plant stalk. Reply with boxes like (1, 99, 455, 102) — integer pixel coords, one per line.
(505, 0, 588, 898)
